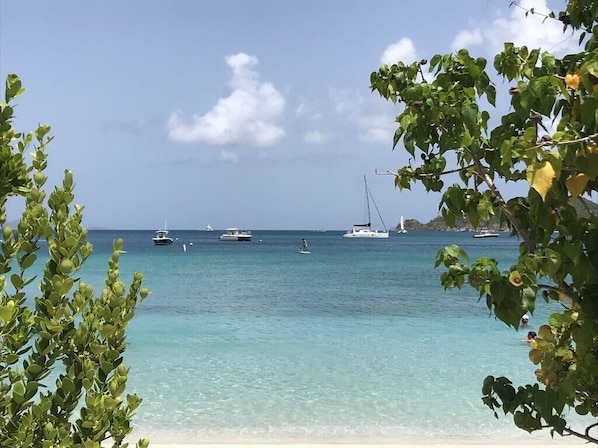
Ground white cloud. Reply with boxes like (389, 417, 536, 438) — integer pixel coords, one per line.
(330, 87, 364, 115)
(328, 88, 395, 144)
(295, 98, 323, 121)
(380, 37, 418, 66)
(167, 52, 285, 147)
(357, 114, 396, 144)
(452, 0, 580, 56)
(295, 101, 306, 117)
(303, 131, 328, 145)
(451, 28, 484, 52)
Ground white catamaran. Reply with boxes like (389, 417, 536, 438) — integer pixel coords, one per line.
(343, 176, 389, 239)
(398, 216, 407, 234)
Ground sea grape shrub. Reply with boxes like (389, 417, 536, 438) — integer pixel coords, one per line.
(0, 74, 150, 448)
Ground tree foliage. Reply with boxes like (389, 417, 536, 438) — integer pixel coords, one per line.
(0, 74, 150, 447)
(370, 0, 597, 443)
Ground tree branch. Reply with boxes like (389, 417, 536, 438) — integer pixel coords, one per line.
(562, 423, 598, 444)
(462, 146, 537, 250)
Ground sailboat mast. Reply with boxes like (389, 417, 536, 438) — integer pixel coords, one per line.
(363, 175, 371, 226)
(366, 176, 388, 231)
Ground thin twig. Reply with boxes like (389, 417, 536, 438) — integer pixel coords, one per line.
(526, 132, 598, 152)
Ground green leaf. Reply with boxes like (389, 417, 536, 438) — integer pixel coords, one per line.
(10, 273, 23, 289)
(580, 153, 598, 179)
(12, 381, 25, 404)
(445, 244, 462, 259)
(542, 248, 561, 275)
(0, 305, 14, 322)
(563, 241, 582, 265)
(20, 253, 37, 269)
(62, 376, 75, 395)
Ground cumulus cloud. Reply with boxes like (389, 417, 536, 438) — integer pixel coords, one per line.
(451, 28, 484, 52)
(380, 37, 418, 66)
(167, 53, 285, 147)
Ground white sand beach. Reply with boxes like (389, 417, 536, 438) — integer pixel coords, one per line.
(142, 432, 592, 448)
(133, 423, 594, 448)
(149, 444, 588, 448)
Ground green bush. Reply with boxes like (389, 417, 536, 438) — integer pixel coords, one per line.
(1, 74, 150, 448)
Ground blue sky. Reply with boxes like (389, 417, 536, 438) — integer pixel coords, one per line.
(0, 0, 580, 230)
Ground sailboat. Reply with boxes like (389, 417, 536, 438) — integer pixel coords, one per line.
(398, 216, 407, 234)
(343, 176, 389, 239)
(206, 224, 213, 232)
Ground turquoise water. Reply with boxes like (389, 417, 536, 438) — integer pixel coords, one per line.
(48, 230, 589, 443)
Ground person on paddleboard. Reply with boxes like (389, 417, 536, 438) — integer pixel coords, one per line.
(301, 238, 308, 252)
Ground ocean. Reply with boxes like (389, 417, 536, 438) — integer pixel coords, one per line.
(43, 230, 591, 444)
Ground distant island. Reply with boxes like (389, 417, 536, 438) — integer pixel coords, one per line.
(394, 197, 598, 232)
(394, 216, 506, 233)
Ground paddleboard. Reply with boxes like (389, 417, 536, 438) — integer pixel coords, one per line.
(297, 250, 311, 254)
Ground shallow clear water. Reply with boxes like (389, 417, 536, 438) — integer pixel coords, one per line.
(37, 230, 591, 443)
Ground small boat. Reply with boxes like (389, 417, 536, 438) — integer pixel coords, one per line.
(152, 228, 174, 245)
(343, 176, 389, 239)
(473, 230, 499, 238)
(218, 228, 252, 241)
(397, 216, 407, 234)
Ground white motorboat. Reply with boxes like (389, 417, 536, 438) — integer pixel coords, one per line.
(473, 230, 499, 238)
(152, 228, 174, 245)
(218, 228, 252, 241)
(343, 176, 389, 239)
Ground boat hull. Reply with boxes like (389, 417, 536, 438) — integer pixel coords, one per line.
(218, 235, 252, 241)
(343, 229, 389, 238)
(473, 230, 499, 238)
(153, 228, 174, 245)
(152, 238, 174, 245)
(218, 228, 252, 241)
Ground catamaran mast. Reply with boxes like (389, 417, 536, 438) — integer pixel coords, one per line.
(366, 176, 387, 231)
(364, 175, 371, 227)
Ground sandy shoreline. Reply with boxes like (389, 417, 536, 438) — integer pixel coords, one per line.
(147, 444, 587, 448)
(136, 431, 591, 447)
(142, 435, 591, 447)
